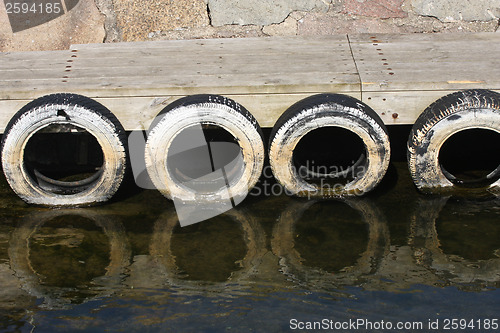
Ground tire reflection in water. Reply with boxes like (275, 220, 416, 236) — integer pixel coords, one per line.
(133, 207, 267, 294)
(8, 209, 131, 309)
(272, 199, 390, 289)
(410, 197, 500, 290)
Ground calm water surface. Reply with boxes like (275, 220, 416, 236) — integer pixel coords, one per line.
(0, 162, 499, 332)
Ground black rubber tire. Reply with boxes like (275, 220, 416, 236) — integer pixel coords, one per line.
(268, 93, 391, 198)
(407, 89, 500, 195)
(145, 94, 265, 203)
(1, 93, 127, 206)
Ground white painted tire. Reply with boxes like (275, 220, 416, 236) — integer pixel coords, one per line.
(408, 89, 500, 195)
(145, 95, 265, 203)
(269, 94, 391, 198)
(1, 94, 127, 206)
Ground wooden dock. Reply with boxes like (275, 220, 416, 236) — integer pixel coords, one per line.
(1, 32, 499, 131)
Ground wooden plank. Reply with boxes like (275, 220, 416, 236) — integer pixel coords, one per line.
(0, 92, 362, 132)
(72, 35, 349, 51)
(2, 33, 500, 130)
(0, 83, 69, 100)
(230, 92, 362, 128)
(350, 32, 500, 44)
(97, 92, 362, 130)
(353, 52, 500, 63)
(65, 60, 355, 77)
(362, 90, 457, 125)
(63, 36, 359, 95)
(66, 73, 358, 94)
(362, 89, 500, 125)
(70, 44, 352, 58)
(0, 50, 70, 61)
(0, 35, 359, 100)
(360, 73, 495, 92)
(0, 84, 359, 102)
(0, 69, 70, 80)
(0, 99, 31, 132)
(0, 50, 69, 98)
(0, 71, 359, 100)
(350, 33, 500, 92)
(69, 53, 355, 70)
(0, 59, 70, 70)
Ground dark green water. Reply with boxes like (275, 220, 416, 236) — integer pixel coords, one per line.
(0, 161, 499, 332)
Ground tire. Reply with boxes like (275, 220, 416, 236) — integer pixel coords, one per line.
(145, 94, 265, 203)
(1, 93, 127, 206)
(268, 93, 391, 198)
(407, 89, 500, 195)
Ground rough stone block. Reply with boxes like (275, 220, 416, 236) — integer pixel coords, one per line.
(0, 0, 105, 51)
(409, 0, 500, 22)
(262, 16, 298, 36)
(208, 0, 330, 26)
(343, 0, 408, 18)
(113, 0, 209, 41)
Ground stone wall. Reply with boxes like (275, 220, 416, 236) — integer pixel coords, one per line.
(0, 0, 499, 51)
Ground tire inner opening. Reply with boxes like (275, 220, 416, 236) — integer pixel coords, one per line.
(24, 124, 104, 195)
(293, 126, 367, 186)
(167, 124, 244, 193)
(439, 128, 500, 188)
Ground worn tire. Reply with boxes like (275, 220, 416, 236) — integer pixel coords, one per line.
(1, 93, 127, 206)
(269, 94, 391, 198)
(407, 89, 500, 194)
(145, 94, 265, 203)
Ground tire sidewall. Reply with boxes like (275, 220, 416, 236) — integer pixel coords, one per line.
(269, 104, 390, 197)
(145, 103, 265, 202)
(1, 104, 126, 206)
(410, 108, 500, 191)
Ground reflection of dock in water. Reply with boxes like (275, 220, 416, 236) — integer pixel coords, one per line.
(1, 194, 500, 321)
